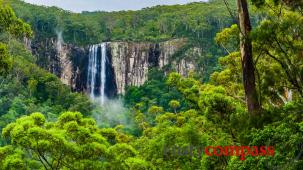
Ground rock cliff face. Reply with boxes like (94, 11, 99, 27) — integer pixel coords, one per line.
(27, 38, 200, 95)
(109, 39, 192, 94)
(29, 38, 89, 91)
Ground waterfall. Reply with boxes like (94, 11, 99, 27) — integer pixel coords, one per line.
(87, 44, 98, 100)
(100, 43, 107, 104)
(87, 43, 108, 104)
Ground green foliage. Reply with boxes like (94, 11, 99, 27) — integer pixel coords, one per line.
(252, 9, 303, 98)
(9, 0, 234, 44)
(0, 0, 32, 76)
(125, 69, 191, 113)
(132, 97, 235, 169)
(228, 115, 303, 169)
(130, 71, 303, 169)
(0, 0, 32, 38)
(0, 46, 93, 145)
(215, 24, 239, 53)
(169, 100, 180, 113)
(1, 112, 146, 169)
(210, 52, 244, 99)
(0, 43, 11, 74)
(0, 146, 27, 170)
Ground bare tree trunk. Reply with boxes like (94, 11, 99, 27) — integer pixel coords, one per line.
(237, 0, 261, 113)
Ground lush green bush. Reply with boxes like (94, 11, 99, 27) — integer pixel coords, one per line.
(0, 112, 148, 169)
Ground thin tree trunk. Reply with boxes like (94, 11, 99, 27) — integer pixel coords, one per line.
(237, 0, 261, 113)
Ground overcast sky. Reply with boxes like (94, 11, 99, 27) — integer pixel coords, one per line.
(23, 0, 207, 12)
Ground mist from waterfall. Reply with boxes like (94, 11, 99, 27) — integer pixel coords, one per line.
(87, 43, 108, 105)
(92, 98, 136, 131)
(87, 43, 134, 130)
(56, 30, 64, 52)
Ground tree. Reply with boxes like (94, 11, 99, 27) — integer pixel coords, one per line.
(1, 112, 147, 169)
(237, 0, 261, 113)
(169, 100, 180, 113)
(0, 43, 11, 74)
(0, 0, 32, 75)
(250, 0, 303, 99)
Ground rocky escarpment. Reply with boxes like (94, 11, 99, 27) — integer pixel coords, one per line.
(110, 39, 196, 94)
(29, 38, 89, 91)
(27, 38, 200, 95)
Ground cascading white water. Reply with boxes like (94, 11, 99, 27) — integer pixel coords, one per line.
(87, 45, 98, 99)
(87, 43, 107, 104)
(100, 43, 107, 104)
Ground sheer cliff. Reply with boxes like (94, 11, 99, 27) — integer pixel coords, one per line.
(27, 38, 200, 95)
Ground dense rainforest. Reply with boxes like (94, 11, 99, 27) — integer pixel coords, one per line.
(0, 0, 303, 169)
